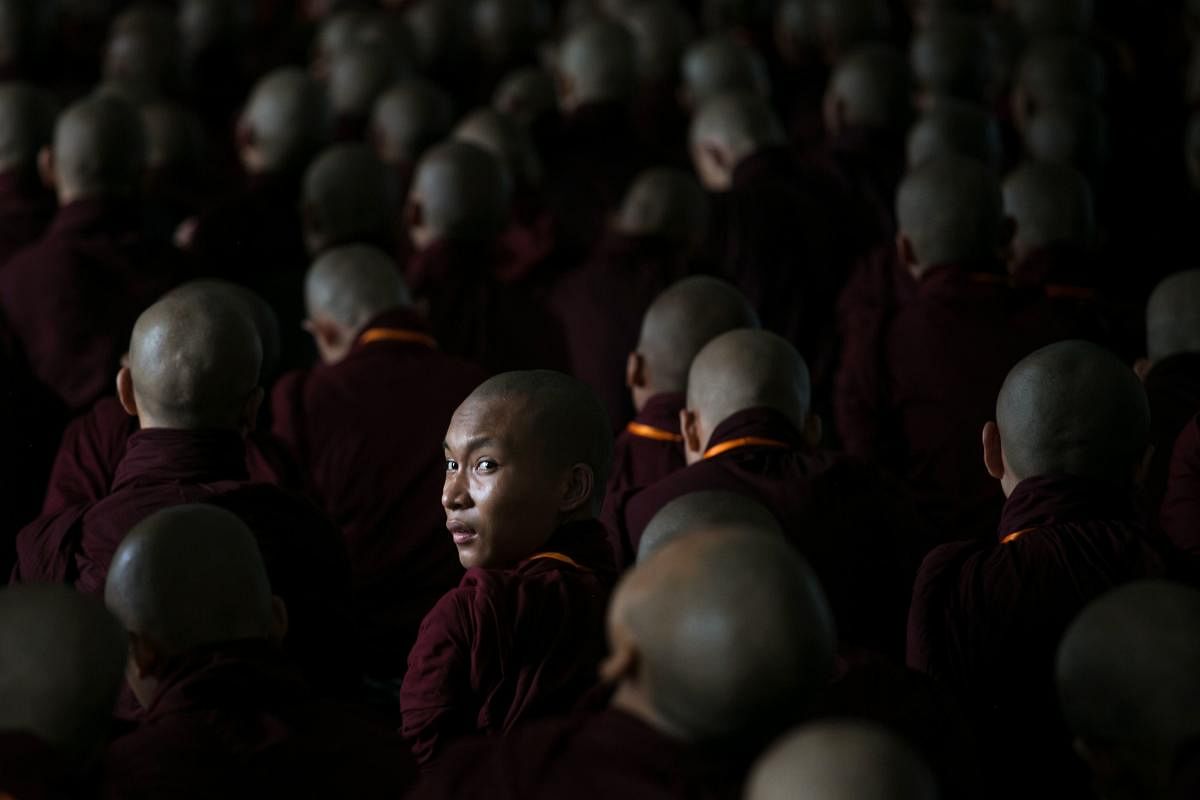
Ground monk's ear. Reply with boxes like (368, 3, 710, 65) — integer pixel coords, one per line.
(117, 366, 138, 417)
(1133, 357, 1154, 382)
(37, 145, 55, 191)
(241, 386, 264, 434)
(128, 632, 164, 678)
(982, 421, 1005, 481)
(598, 632, 639, 686)
(269, 595, 289, 643)
(680, 408, 704, 461)
(559, 463, 595, 515)
(896, 232, 917, 269)
(626, 352, 646, 390)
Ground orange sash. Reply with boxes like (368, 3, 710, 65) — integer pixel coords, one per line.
(359, 328, 438, 349)
(1000, 527, 1037, 545)
(625, 421, 684, 443)
(529, 551, 589, 571)
(703, 437, 790, 460)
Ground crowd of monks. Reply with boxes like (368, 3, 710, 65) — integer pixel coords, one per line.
(3, 0, 1200, 798)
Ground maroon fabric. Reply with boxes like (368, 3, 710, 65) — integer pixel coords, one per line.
(407, 708, 750, 800)
(0, 198, 186, 412)
(549, 233, 698, 430)
(102, 641, 415, 800)
(407, 238, 568, 373)
(907, 474, 1168, 796)
(812, 126, 906, 253)
(14, 428, 355, 691)
(600, 392, 686, 569)
(1143, 354, 1200, 510)
(42, 396, 301, 516)
(1161, 414, 1200, 561)
(270, 307, 487, 679)
(0, 732, 90, 800)
(399, 520, 617, 765)
(0, 171, 54, 268)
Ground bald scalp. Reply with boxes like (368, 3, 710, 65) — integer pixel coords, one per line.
(1147, 270, 1200, 362)
(638, 276, 760, 394)
(618, 527, 835, 741)
(103, 3, 180, 103)
(746, 721, 939, 800)
(910, 15, 993, 103)
(690, 91, 786, 163)
(826, 44, 911, 133)
(1016, 38, 1105, 110)
(996, 340, 1149, 483)
(896, 154, 1003, 270)
(0, 586, 126, 756)
(687, 329, 811, 434)
(638, 490, 781, 563)
(466, 370, 613, 505)
(129, 290, 262, 430)
(1057, 581, 1200, 755)
(240, 68, 326, 174)
(0, 82, 54, 173)
(906, 100, 1003, 168)
(556, 19, 638, 109)
(682, 35, 770, 107)
(472, 0, 549, 66)
(141, 102, 205, 172)
(302, 143, 395, 255)
(411, 140, 511, 243)
(1023, 97, 1108, 176)
(371, 79, 454, 167)
(53, 94, 146, 199)
(615, 167, 708, 241)
(166, 280, 281, 384)
(306, 244, 410, 331)
(104, 504, 275, 654)
(454, 107, 542, 189)
(328, 44, 407, 118)
(492, 67, 558, 127)
(1003, 161, 1094, 256)
(620, 0, 695, 84)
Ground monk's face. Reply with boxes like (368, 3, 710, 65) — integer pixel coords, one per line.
(443, 395, 565, 569)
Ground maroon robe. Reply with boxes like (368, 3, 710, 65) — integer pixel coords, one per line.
(42, 396, 301, 516)
(13, 428, 355, 692)
(1143, 353, 1200, 510)
(270, 307, 487, 679)
(549, 233, 698, 429)
(102, 641, 415, 800)
(0, 198, 186, 412)
(600, 392, 686, 569)
(406, 708, 751, 800)
(1161, 413, 1200, 561)
(907, 474, 1168, 797)
(0, 170, 54, 268)
(399, 520, 617, 765)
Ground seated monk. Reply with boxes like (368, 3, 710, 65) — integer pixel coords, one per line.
(399, 371, 618, 764)
(0, 585, 126, 799)
(369, 78, 454, 203)
(1057, 580, 1200, 800)
(301, 143, 397, 257)
(637, 490, 781, 562)
(40, 280, 297, 517)
(101, 4, 179, 105)
(325, 40, 406, 142)
(1003, 160, 1098, 288)
(746, 720, 939, 800)
(907, 340, 1169, 796)
(0, 93, 186, 413)
(1010, 37, 1105, 137)
(408, 524, 836, 798)
(13, 287, 354, 693)
(492, 66, 559, 148)
(405, 140, 566, 371)
(680, 35, 771, 111)
(905, 99, 1003, 170)
(102, 504, 416, 798)
(601, 277, 760, 565)
(909, 14, 995, 110)
(271, 245, 487, 683)
(0, 83, 55, 267)
(550, 171, 716, 429)
(1021, 95, 1108, 185)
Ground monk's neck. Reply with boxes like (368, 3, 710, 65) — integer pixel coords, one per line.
(608, 682, 680, 740)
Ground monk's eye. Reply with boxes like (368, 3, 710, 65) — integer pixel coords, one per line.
(475, 458, 497, 473)
(445, 459, 459, 473)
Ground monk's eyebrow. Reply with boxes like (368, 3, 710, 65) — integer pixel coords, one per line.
(444, 436, 497, 453)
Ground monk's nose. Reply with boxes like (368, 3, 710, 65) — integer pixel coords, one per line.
(442, 470, 471, 510)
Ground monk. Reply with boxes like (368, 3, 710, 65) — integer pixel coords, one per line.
(0, 83, 55, 266)
(405, 140, 566, 371)
(909, 15, 995, 109)
(369, 78, 454, 193)
(271, 245, 486, 683)
(0, 585, 126, 799)
(13, 288, 354, 692)
(0, 93, 185, 413)
(550, 172, 716, 429)
(140, 102, 210, 242)
(908, 340, 1168, 796)
(492, 66, 559, 141)
(102, 504, 416, 798)
(399, 371, 618, 764)
(101, 4, 180, 104)
(617, 0, 695, 162)
(471, 0, 549, 77)
(1057, 581, 1200, 800)
(637, 489, 781, 562)
(408, 525, 835, 798)
(601, 277, 760, 562)
(905, 99, 1003, 169)
(680, 35, 771, 110)
(1022, 95, 1109, 182)
(326, 43, 407, 141)
(745, 721, 939, 800)
(301, 143, 397, 257)
(1010, 38, 1105, 135)
(1003, 160, 1097, 285)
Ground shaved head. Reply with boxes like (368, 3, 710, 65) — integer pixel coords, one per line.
(313, 8, 410, 78)
(166, 281, 281, 384)
(690, 91, 787, 165)
(1003, 161, 1094, 259)
(370, 79, 454, 167)
(896, 154, 1003, 271)
(306, 244, 410, 331)
(638, 490, 781, 563)
(0, 83, 54, 174)
(1147, 270, 1200, 362)
(779, 0, 892, 63)
(105, 504, 275, 655)
(404, 0, 470, 73)
(1013, 0, 1093, 37)
(687, 329, 811, 438)
(103, 3, 180, 103)
(302, 143, 395, 256)
(0, 586, 125, 760)
(637, 276, 759, 395)
(492, 67, 558, 128)
(906, 100, 1002, 168)
(141, 102, 205, 173)
(453, 107, 542, 189)
(746, 721, 939, 800)
(620, 0, 696, 84)
(615, 167, 708, 242)
(239, 68, 326, 174)
(996, 340, 1149, 483)
(472, 0, 549, 67)
(1058, 581, 1200, 784)
(825, 44, 911, 134)
(327, 44, 407, 119)
(556, 20, 638, 110)
(409, 140, 510, 246)
(127, 289, 262, 430)
(910, 15, 993, 104)
(52, 94, 146, 200)
(681, 35, 770, 108)
(1023, 97, 1107, 177)
(1013, 38, 1104, 132)
(611, 527, 835, 741)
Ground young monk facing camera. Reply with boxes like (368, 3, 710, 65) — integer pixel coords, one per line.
(400, 371, 618, 764)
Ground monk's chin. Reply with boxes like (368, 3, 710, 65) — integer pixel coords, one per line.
(455, 538, 485, 569)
